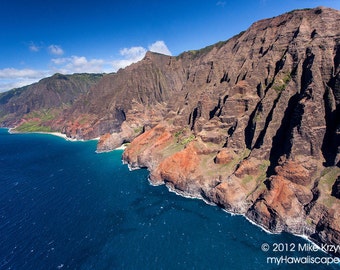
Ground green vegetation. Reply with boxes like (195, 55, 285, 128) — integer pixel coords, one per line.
(254, 109, 262, 122)
(318, 166, 340, 208)
(13, 109, 60, 133)
(283, 73, 291, 84)
(52, 72, 104, 82)
(14, 121, 53, 132)
(287, 8, 312, 15)
(272, 83, 284, 93)
(258, 161, 270, 172)
(242, 175, 254, 185)
(173, 127, 196, 146)
(256, 161, 270, 182)
(306, 218, 313, 226)
(174, 130, 183, 139)
(272, 73, 291, 93)
(241, 160, 269, 186)
(133, 126, 144, 134)
(320, 167, 340, 188)
(177, 28, 247, 60)
(180, 134, 195, 146)
(26, 109, 57, 122)
(177, 40, 228, 59)
(243, 160, 270, 197)
(162, 141, 185, 157)
(322, 196, 338, 208)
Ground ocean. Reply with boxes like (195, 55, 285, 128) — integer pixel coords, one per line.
(0, 128, 338, 270)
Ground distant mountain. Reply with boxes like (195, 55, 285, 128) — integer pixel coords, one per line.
(1, 7, 339, 254)
(0, 73, 103, 132)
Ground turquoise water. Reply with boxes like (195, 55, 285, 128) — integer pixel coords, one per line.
(0, 128, 338, 269)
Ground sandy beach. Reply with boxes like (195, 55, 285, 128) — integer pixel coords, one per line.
(8, 128, 99, 142)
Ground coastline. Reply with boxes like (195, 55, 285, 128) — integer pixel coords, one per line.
(6, 127, 127, 152)
(2, 125, 337, 269)
(7, 128, 100, 142)
(114, 144, 128, 151)
(96, 144, 127, 154)
(145, 166, 334, 256)
(2, 126, 335, 257)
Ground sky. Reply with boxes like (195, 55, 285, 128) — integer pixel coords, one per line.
(0, 0, 339, 92)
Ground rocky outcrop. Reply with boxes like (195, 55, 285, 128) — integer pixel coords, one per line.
(97, 121, 144, 152)
(0, 6, 339, 255)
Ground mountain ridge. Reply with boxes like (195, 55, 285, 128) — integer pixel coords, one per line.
(0, 73, 103, 132)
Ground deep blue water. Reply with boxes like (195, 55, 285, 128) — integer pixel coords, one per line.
(0, 128, 339, 270)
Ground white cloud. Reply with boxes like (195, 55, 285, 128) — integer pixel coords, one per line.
(148, 41, 172, 55)
(72, 56, 88, 66)
(111, 41, 171, 71)
(0, 40, 172, 92)
(48, 45, 64, 55)
(29, 42, 40, 52)
(111, 59, 138, 71)
(120, 46, 147, 59)
(0, 80, 40, 92)
(51, 56, 108, 74)
(111, 46, 147, 71)
(0, 68, 45, 79)
(0, 68, 48, 92)
(51, 58, 68, 65)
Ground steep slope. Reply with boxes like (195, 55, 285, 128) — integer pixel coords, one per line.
(121, 7, 340, 253)
(60, 52, 186, 139)
(0, 73, 103, 132)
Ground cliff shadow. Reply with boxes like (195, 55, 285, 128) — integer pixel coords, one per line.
(266, 92, 302, 176)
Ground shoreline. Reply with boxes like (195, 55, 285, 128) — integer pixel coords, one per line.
(146, 170, 334, 256)
(96, 144, 127, 154)
(114, 144, 127, 150)
(6, 127, 127, 152)
(2, 126, 335, 256)
(7, 128, 100, 142)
